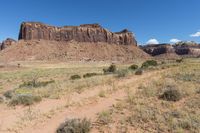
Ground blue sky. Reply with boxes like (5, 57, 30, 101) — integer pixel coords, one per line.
(0, 0, 200, 44)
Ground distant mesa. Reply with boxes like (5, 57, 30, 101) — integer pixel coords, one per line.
(0, 22, 150, 62)
(18, 22, 137, 46)
(140, 44, 175, 56)
(1, 38, 17, 50)
(0, 21, 199, 62)
(141, 42, 200, 57)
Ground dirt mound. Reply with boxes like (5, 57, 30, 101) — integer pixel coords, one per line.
(0, 40, 150, 62)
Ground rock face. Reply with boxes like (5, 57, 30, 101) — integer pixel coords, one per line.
(140, 44, 175, 56)
(175, 45, 200, 56)
(1, 38, 17, 50)
(18, 22, 137, 45)
(141, 43, 200, 57)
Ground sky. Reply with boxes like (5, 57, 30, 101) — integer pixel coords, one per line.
(0, 0, 200, 44)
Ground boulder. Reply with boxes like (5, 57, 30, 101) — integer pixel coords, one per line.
(18, 22, 137, 46)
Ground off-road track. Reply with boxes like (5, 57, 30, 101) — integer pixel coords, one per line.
(0, 69, 168, 133)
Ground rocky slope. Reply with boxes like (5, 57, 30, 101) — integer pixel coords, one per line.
(18, 22, 137, 46)
(0, 40, 149, 62)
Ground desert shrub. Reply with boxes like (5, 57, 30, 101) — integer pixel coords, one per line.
(128, 106, 158, 124)
(70, 75, 81, 80)
(3, 90, 15, 99)
(196, 88, 200, 94)
(185, 96, 200, 108)
(98, 90, 106, 97)
(98, 110, 112, 125)
(128, 64, 138, 70)
(0, 96, 4, 103)
(57, 118, 91, 133)
(159, 87, 182, 102)
(83, 73, 98, 78)
(128, 104, 200, 132)
(135, 69, 143, 75)
(161, 66, 166, 69)
(161, 61, 166, 64)
(116, 69, 129, 78)
(127, 92, 135, 105)
(178, 114, 200, 132)
(103, 64, 117, 74)
(19, 80, 55, 88)
(174, 73, 196, 82)
(17, 63, 21, 68)
(176, 58, 183, 63)
(141, 60, 158, 68)
(9, 94, 42, 106)
(140, 85, 157, 97)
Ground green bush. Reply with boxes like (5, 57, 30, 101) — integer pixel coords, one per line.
(3, 90, 15, 99)
(9, 94, 42, 106)
(103, 64, 117, 74)
(70, 75, 81, 80)
(141, 60, 158, 68)
(19, 80, 55, 88)
(159, 87, 182, 102)
(57, 118, 91, 133)
(83, 73, 98, 78)
(135, 69, 143, 75)
(129, 64, 138, 70)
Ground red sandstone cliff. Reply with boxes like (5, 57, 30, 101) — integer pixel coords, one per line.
(18, 22, 137, 46)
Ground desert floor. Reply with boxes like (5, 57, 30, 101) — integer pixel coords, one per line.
(0, 58, 199, 133)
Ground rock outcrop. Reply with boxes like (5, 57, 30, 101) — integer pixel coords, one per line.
(1, 38, 17, 50)
(140, 44, 174, 56)
(18, 22, 137, 45)
(175, 44, 200, 56)
(141, 42, 200, 57)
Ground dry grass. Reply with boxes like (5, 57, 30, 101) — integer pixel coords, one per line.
(0, 58, 199, 133)
(0, 62, 120, 103)
(93, 58, 200, 133)
(97, 110, 113, 125)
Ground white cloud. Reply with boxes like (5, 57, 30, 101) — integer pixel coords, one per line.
(146, 39, 159, 44)
(190, 31, 200, 37)
(170, 39, 181, 43)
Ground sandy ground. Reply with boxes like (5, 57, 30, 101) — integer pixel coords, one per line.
(0, 68, 167, 133)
